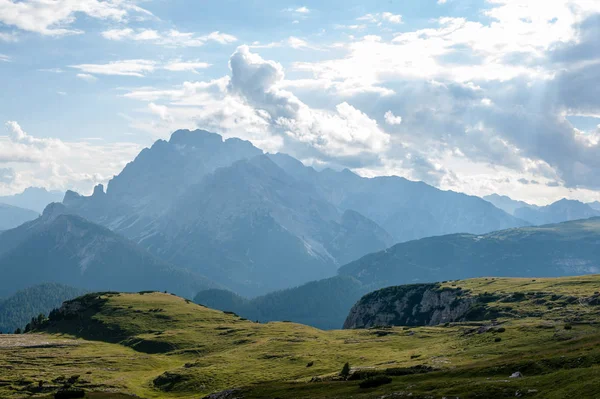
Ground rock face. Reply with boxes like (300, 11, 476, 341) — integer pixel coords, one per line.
(343, 284, 477, 329)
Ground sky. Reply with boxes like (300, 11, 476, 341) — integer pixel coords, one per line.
(1, 0, 600, 205)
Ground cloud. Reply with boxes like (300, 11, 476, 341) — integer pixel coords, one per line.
(39, 68, 64, 73)
(101, 28, 237, 47)
(284, 6, 310, 14)
(2, 121, 141, 194)
(0, 167, 16, 184)
(72, 59, 213, 78)
(71, 60, 156, 77)
(384, 111, 402, 125)
(0, 0, 152, 36)
(163, 60, 211, 73)
(76, 73, 98, 82)
(357, 12, 402, 24)
(0, 54, 11, 62)
(0, 31, 18, 42)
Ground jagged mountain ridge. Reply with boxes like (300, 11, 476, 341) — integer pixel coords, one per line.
(0, 187, 64, 214)
(0, 203, 216, 298)
(62, 129, 527, 296)
(268, 153, 529, 243)
(514, 198, 600, 225)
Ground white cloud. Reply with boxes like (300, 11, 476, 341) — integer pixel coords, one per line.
(437, 0, 447, 4)
(72, 59, 213, 78)
(0, 0, 152, 36)
(0, 54, 11, 62)
(384, 111, 402, 125)
(295, 6, 310, 14)
(357, 12, 402, 24)
(2, 121, 141, 194)
(101, 28, 237, 47)
(0, 31, 18, 42)
(381, 12, 402, 24)
(163, 60, 211, 73)
(39, 68, 64, 73)
(76, 73, 98, 82)
(72, 60, 156, 77)
(148, 103, 173, 122)
(57, 91, 67, 96)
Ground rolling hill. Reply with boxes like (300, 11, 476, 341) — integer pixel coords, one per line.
(2, 277, 600, 398)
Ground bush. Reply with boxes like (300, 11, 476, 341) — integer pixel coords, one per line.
(564, 324, 573, 330)
(306, 361, 314, 367)
(359, 375, 392, 389)
(494, 337, 502, 342)
(340, 362, 351, 379)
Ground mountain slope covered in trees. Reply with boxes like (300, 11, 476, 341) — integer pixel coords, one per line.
(0, 283, 87, 333)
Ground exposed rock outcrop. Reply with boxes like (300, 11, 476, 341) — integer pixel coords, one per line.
(343, 284, 478, 329)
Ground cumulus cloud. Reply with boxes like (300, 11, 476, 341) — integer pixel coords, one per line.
(101, 28, 237, 47)
(228, 46, 390, 159)
(384, 111, 402, 125)
(1, 121, 140, 194)
(0, 54, 12, 62)
(0, 0, 152, 36)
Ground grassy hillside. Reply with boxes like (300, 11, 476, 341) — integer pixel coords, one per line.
(340, 217, 600, 287)
(2, 276, 600, 398)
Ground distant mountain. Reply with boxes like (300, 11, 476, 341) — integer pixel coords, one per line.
(0, 203, 216, 298)
(0, 203, 39, 231)
(269, 153, 528, 243)
(63, 129, 527, 295)
(514, 198, 600, 225)
(0, 283, 87, 333)
(588, 201, 600, 211)
(200, 217, 600, 329)
(483, 193, 538, 215)
(194, 275, 367, 330)
(0, 187, 64, 213)
(339, 217, 600, 288)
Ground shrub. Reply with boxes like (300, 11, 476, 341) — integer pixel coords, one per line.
(359, 376, 392, 389)
(340, 362, 351, 379)
(496, 327, 506, 333)
(495, 337, 502, 342)
(306, 361, 314, 368)
(564, 324, 573, 330)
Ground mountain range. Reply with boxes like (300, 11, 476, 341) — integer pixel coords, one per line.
(0, 203, 216, 299)
(0, 203, 39, 231)
(484, 193, 600, 225)
(199, 217, 600, 328)
(61, 129, 527, 296)
(0, 187, 64, 213)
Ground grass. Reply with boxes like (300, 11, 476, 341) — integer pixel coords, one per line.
(1, 276, 600, 398)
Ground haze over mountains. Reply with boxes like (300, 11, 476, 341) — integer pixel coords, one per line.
(3, 128, 600, 328)
(0, 203, 215, 298)
(61, 129, 528, 296)
(484, 194, 600, 225)
(200, 217, 600, 328)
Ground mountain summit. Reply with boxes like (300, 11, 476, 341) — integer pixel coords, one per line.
(63, 129, 527, 296)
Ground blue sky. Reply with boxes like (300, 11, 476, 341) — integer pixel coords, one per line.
(1, 0, 600, 205)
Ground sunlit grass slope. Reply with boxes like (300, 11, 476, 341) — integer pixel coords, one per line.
(1, 275, 600, 398)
